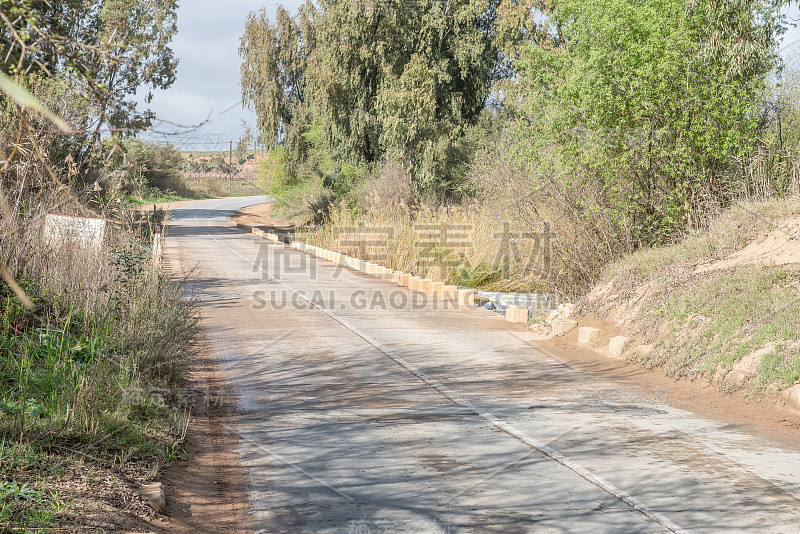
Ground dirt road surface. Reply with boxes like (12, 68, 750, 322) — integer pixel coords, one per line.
(165, 196, 800, 533)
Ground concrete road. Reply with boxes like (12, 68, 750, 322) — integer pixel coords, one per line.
(166, 197, 800, 534)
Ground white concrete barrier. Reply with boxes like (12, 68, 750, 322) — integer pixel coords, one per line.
(782, 385, 800, 412)
(609, 336, 629, 357)
(578, 327, 600, 344)
(431, 281, 444, 298)
(506, 305, 529, 324)
(442, 285, 458, 301)
(457, 289, 475, 307)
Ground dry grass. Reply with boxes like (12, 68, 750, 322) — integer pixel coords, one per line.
(579, 197, 800, 397)
(1, 181, 197, 529)
(298, 204, 552, 292)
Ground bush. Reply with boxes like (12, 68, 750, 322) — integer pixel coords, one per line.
(512, 0, 780, 244)
(0, 181, 197, 500)
(103, 138, 186, 198)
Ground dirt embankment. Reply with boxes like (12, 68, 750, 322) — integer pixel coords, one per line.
(231, 202, 296, 230)
(572, 199, 800, 421)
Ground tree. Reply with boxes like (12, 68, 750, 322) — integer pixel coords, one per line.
(239, 3, 316, 161)
(1, 0, 179, 136)
(240, 0, 504, 198)
(513, 0, 787, 242)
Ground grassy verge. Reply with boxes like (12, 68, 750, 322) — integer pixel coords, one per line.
(580, 197, 800, 396)
(1, 203, 197, 530)
(125, 192, 203, 205)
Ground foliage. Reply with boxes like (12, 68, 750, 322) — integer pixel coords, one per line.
(259, 120, 366, 222)
(240, 0, 504, 198)
(512, 0, 786, 245)
(0, 0, 179, 135)
(102, 138, 184, 197)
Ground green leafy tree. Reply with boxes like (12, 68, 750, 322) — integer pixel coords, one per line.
(1, 0, 179, 137)
(514, 0, 787, 242)
(240, 0, 504, 198)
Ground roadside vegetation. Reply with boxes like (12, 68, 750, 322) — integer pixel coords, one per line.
(580, 198, 800, 396)
(242, 0, 797, 292)
(242, 0, 800, 397)
(0, 1, 199, 530)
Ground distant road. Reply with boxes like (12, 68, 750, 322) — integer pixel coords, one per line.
(166, 196, 800, 533)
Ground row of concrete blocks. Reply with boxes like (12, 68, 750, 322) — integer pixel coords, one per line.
(574, 327, 656, 360)
(237, 223, 281, 242)
(288, 240, 487, 308)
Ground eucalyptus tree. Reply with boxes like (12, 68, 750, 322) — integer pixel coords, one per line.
(240, 0, 506, 196)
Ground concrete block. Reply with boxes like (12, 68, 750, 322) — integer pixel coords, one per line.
(506, 305, 529, 324)
(781, 385, 800, 411)
(430, 281, 444, 297)
(578, 327, 601, 344)
(355, 259, 366, 271)
(409, 276, 421, 290)
(137, 482, 165, 514)
(457, 289, 475, 307)
(400, 273, 411, 286)
(393, 271, 403, 284)
(553, 319, 577, 335)
(609, 336, 630, 357)
(331, 252, 342, 264)
(442, 285, 458, 301)
(419, 279, 433, 294)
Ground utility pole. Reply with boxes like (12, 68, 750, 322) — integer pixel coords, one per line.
(227, 140, 233, 191)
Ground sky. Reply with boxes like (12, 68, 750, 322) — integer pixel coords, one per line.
(136, 1, 303, 150)
(138, 2, 800, 151)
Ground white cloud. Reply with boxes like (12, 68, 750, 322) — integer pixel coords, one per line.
(139, 1, 304, 149)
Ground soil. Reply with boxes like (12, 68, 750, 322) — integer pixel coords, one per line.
(697, 217, 800, 273)
(157, 335, 254, 534)
(231, 202, 295, 230)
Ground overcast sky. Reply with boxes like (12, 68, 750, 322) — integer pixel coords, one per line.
(138, 2, 800, 151)
(136, 1, 303, 150)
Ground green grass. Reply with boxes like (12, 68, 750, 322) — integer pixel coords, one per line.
(584, 197, 800, 396)
(646, 266, 800, 386)
(124, 192, 201, 205)
(1, 242, 196, 530)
